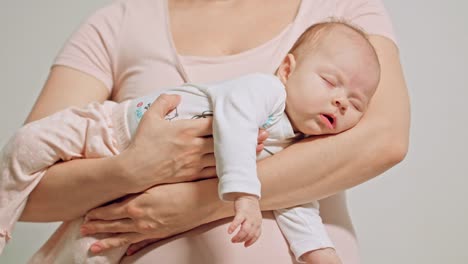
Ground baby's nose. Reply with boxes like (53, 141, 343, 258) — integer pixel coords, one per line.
(333, 98, 348, 113)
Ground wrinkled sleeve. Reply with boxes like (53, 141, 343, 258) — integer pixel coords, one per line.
(204, 74, 286, 201)
(0, 101, 131, 254)
(53, 1, 125, 91)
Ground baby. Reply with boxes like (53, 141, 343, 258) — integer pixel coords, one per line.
(0, 21, 380, 263)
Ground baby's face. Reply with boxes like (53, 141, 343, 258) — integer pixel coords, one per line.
(277, 33, 379, 135)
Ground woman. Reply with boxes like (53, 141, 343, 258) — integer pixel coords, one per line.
(19, 0, 409, 263)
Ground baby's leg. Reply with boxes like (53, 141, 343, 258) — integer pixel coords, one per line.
(1, 101, 129, 259)
(273, 201, 339, 263)
(1, 102, 120, 253)
(301, 248, 342, 264)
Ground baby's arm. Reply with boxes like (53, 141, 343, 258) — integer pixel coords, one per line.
(205, 73, 286, 246)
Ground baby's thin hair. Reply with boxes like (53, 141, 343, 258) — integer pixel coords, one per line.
(290, 18, 381, 78)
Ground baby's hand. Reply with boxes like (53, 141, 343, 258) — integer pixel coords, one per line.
(227, 195, 262, 247)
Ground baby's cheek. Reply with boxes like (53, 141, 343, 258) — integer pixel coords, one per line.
(341, 113, 362, 132)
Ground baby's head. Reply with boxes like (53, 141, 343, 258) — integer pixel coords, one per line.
(276, 21, 380, 135)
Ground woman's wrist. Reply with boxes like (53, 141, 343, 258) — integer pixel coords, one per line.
(112, 147, 168, 193)
(21, 156, 130, 221)
(112, 150, 140, 193)
(188, 179, 234, 224)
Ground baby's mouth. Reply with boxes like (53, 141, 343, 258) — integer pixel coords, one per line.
(320, 114, 335, 130)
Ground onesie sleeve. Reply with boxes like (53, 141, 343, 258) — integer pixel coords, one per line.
(53, 1, 125, 91)
(336, 0, 398, 45)
(204, 74, 286, 201)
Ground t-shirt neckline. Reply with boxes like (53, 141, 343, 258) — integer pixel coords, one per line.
(163, 0, 304, 64)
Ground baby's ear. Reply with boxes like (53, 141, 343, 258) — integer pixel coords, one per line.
(276, 53, 296, 84)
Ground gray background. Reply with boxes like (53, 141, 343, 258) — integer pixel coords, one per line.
(1, 0, 467, 263)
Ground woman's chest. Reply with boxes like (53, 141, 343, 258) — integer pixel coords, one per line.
(168, 0, 301, 57)
(111, 0, 335, 102)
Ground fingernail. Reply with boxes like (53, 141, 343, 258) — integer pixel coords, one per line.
(80, 227, 88, 235)
(260, 131, 268, 138)
(127, 247, 136, 256)
(90, 244, 103, 253)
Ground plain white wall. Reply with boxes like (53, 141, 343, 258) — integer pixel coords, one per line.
(1, 1, 467, 263)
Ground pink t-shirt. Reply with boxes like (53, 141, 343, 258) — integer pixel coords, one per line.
(47, 0, 397, 262)
(54, 0, 396, 103)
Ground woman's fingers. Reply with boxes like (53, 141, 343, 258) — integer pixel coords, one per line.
(256, 143, 264, 153)
(81, 219, 134, 235)
(89, 233, 147, 254)
(117, 94, 215, 188)
(201, 153, 216, 167)
(146, 94, 181, 119)
(126, 238, 160, 256)
(191, 136, 214, 155)
(197, 166, 217, 179)
(177, 117, 213, 137)
(257, 129, 269, 142)
(85, 201, 130, 221)
(256, 129, 269, 153)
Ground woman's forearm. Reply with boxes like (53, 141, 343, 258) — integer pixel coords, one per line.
(257, 123, 403, 211)
(256, 36, 409, 210)
(20, 156, 129, 222)
(19, 94, 214, 223)
(210, 35, 410, 219)
(258, 35, 410, 210)
(205, 118, 408, 221)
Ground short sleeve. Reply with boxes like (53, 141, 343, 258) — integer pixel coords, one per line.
(336, 0, 398, 45)
(53, 1, 125, 91)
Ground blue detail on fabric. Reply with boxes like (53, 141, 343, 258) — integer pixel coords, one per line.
(136, 108, 143, 120)
(262, 115, 274, 129)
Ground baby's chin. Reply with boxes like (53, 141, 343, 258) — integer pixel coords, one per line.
(289, 114, 325, 135)
(296, 120, 324, 135)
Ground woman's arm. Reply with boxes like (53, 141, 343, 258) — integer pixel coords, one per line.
(81, 35, 409, 253)
(195, 33, 410, 216)
(257, 35, 409, 209)
(184, 36, 409, 220)
(20, 66, 217, 222)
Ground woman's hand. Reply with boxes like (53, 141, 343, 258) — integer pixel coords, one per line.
(115, 94, 269, 193)
(116, 94, 216, 192)
(80, 179, 230, 255)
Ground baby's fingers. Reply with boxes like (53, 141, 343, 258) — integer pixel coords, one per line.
(231, 221, 254, 243)
(231, 228, 248, 243)
(244, 228, 262, 247)
(228, 214, 245, 234)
